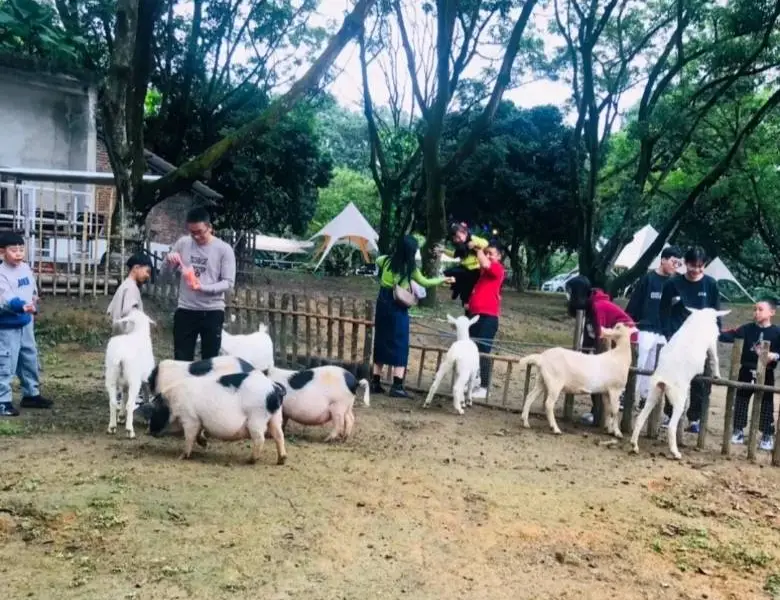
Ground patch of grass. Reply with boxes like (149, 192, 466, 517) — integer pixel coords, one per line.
(765, 573, 780, 598)
(659, 523, 774, 573)
(0, 420, 25, 436)
(35, 306, 111, 349)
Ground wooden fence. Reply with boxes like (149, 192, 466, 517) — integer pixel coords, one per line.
(145, 285, 780, 466)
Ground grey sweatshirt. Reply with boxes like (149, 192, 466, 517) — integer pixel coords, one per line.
(167, 235, 236, 311)
(0, 261, 37, 329)
(106, 277, 144, 323)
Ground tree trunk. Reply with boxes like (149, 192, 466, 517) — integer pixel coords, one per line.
(138, 0, 378, 214)
(377, 183, 398, 254)
(420, 134, 446, 307)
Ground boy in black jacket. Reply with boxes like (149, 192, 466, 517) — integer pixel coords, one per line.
(720, 298, 780, 451)
(659, 246, 721, 434)
(626, 245, 683, 410)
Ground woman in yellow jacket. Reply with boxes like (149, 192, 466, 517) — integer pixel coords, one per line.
(371, 235, 455, 398)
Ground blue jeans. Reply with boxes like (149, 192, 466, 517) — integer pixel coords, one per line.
(0, 323, 41, 404)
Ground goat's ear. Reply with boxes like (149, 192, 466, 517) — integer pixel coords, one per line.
(715, 309, 731, 317)
(446, 314, 457, 325)
(685, 306, 698, 314)
(469, 314, 480, 326)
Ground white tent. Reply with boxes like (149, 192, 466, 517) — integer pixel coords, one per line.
(253, 234, 313, 254)
(309, 202, 379, 270)
(614, 224, 661, 269)
(705, 257, 754, 301)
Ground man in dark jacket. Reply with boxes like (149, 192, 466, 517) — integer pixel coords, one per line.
(659, 246, 721, 434)
(625, 245, 683, 410)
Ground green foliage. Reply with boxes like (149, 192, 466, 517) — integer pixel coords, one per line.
(444, 101, 575, 278)
(203, 102, 333, 235)
(0, 0, 85, 61)
(309, 167, 380, 235)
(144, 87, 161, 117)
(314, 94, 371, 172)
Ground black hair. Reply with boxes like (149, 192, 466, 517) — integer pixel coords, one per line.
(389, 235, 418, 283)
(684, 246, 707, 265)
(0, 230, 24, 248)
(126, 252, 153, 271)
(758, 297, 778, 310)
(661, 245, 682, 260)
(565, 275, 592, 318)
(449, 222, 468, 236)
(186, 206, 211, 225)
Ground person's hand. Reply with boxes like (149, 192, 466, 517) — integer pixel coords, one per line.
(433, 244, 445, 255)
(166, 252, 182, 266)
(443, 276, 456, 285)
(467, 241, 476, 250)
(23, 303, 36, 314)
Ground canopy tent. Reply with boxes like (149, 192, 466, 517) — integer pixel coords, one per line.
(615, 224, 662, 269)
(704, 257, 754, 302)
(309, 202, 379, 270)
(253, 234, 313, 254)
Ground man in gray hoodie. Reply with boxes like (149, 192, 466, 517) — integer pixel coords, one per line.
(164, 206, 236, 361)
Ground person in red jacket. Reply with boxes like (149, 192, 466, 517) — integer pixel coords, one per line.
(565, 275, 636, 426)
(466, 242, 505, 399)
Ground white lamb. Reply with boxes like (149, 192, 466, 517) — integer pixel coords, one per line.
(220, 323, 274, 370)
(422, 314, 481, 415)
(104, 308, 156, 439)
(148, 358, 287, 464)
(266, 365, 370, 442)
(630, 307, 730, 459)
(518, 323, 637, 437)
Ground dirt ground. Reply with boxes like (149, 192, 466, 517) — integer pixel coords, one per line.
(1, 277, 780, 600)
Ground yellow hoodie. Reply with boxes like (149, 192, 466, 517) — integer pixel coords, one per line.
(443, 235, 489, 270)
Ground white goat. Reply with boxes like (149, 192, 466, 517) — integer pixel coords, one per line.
(422, 314, 481, 415)
(630, 307, 730, 459)
(266, 365, 370, 442)
(148, 358, 286, 464)
(220, 323, 274, 370)
(104, 308, 156, 439)
(518, 323, 638, 437)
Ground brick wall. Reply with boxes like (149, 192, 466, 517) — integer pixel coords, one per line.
(95, 138, 114, 216)
(145, 193, 198, 245)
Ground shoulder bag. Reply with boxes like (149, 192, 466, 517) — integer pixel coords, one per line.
(380, 258, 418, 308)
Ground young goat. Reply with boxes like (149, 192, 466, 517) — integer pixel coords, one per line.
(148, 357, 286, 464)
(220, 323, 274, 370)
(630, 307, 730, 460)
(266, 365, 370, 442)
(422, 314, 480, 415)
(104, 308, 156, 439)
(518, 323, 638, 437)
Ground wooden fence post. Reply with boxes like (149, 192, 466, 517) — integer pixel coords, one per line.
(363, 299, 374, 373)
(620, 344, 638, 435)
(564, 310, 585, 422)
(747, 341, 771, 461)
(720, 340, 744, 456)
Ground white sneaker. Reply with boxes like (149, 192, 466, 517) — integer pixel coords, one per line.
(760, 435, 774, 452)
(660, 415, 671, 429)
(471, 387, 487, 400)
(580, 412, 595, 426)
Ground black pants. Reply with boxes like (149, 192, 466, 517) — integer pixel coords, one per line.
(664, 359, 712, 422)
(734, 366, 775, 435)
(468, 314, 499, 388)
(444, 266, 481, 307)
(173, 309, 225, 362)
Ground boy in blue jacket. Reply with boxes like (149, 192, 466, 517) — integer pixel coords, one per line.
(0, 231, 52, 417)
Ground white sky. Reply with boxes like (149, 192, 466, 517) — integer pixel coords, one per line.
(311, 1, 643, 125)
